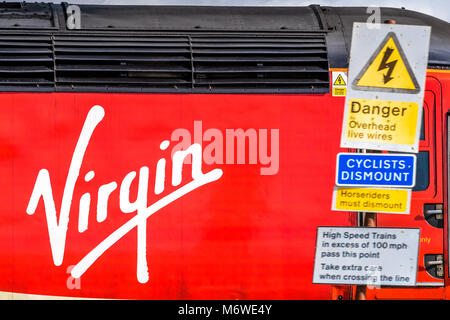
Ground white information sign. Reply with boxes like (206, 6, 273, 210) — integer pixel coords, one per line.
(313, 227, 420, 286)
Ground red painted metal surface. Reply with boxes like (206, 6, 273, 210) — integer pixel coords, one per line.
(0, 92, 350, 299)
(0, 72, 448, 300)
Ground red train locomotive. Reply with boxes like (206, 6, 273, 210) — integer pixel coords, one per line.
(0, 3, 449, 299)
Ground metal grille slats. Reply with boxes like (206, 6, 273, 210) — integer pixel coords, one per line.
(191, 34, 329, 92)
(0, 34, 54, 88)
(54, 35, 193, 89)
(0, 33, 329, 93)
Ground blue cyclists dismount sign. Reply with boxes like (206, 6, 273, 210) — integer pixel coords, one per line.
(336, 153, 416, 188)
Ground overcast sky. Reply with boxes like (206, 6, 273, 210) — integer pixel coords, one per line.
(6, 0, 450, 23)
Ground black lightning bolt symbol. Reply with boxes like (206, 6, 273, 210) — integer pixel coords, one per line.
(377, 47, 398, 84)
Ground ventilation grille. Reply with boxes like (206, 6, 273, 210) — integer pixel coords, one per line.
(54, 35, 193, 90)
(0, 34, 54, 89)
(191, 35, 329, 92)
(54, 33, 329, 93)
(0, 33, 329, 93)
(428, 61, 450, 70)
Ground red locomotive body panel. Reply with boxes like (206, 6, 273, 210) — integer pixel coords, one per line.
(0, 3, 448, 301)
(0, 92, 352, 299)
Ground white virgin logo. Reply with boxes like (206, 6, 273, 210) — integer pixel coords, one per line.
(26, 105, 223, 283)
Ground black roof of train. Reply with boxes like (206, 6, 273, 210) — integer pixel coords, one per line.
(0, 2, 448, 93)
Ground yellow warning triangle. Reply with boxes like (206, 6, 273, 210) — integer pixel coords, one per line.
(352, 32, 420, 93)
(334, 74, 346, 86)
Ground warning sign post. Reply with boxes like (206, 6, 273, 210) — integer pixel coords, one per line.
(323, 22, 431, 299)
(313, 227, 420, 286)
